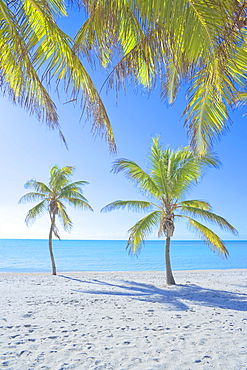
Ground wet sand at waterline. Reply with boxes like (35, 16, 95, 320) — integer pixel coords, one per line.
(1, 270, 246, 369)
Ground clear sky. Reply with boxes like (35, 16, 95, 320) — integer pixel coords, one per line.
(0, 9, 246, 241)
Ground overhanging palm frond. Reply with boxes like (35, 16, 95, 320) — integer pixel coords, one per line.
(101, 200, 155, 213)
(127, 210, 161, 254)
(80, 0, 244, 153)
(25, 200, 47, 226)
(180, 207, 238, 235)
(0, 0, 60, 127)
(187, 218, 229, 257)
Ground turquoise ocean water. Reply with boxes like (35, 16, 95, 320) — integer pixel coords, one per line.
(0, 239, 246, 273)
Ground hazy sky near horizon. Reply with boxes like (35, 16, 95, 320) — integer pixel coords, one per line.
(0, 9, 247, 241)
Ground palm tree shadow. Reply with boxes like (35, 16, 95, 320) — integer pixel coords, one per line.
(59, 275, 247, 312)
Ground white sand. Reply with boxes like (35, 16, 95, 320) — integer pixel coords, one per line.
(0, 269, 247, 370)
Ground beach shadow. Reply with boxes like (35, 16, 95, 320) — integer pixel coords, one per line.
(58, 275, 247, 312)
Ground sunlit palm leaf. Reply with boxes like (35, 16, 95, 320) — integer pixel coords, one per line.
(19, 192, 47, 204)
(64, 197, 93, 210)
(179, 206, 238, 235)
(24, 180, 51, 194)
(127, 210, 161, 254)
(187, 218, 229, 257)
(25, 200, 47, 226)
(178, 200, 211, 211)
(101, 200, 155, 213)
(79, 0, 245, 153)
(57, 201, 73, 231)
(112, 158, 161, 197)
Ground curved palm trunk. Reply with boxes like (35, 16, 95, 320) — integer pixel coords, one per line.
(49, 214, 57, 275)
(165, 236, 176, 285)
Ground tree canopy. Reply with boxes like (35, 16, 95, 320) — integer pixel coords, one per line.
(75, 0, 247, 153)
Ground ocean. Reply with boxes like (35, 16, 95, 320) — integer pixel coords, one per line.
(0, 239, 246, 273)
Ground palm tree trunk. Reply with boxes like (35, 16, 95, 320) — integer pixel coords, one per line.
(165, 236, 176, 285)
(49, 215, 56, 275)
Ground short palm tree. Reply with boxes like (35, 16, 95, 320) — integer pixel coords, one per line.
(19, 165, 93, 275)
(101, 137, 237, 285)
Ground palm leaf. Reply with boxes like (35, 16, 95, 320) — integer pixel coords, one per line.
(25, 200, 47, 226)
(64, 197, 94, 211)
(187, 218, 229, 257)
(61, 180, 89, 193)
(19, 192, 47, 204)
(178, 200, 211, 211)
(0, 0, 60, 127)
(24, 180, 50, 194)
(57, 202, 73, 231)
(101, 200, 155, 213)
(127, 210, 161, 254)
(112, 158, 161, 197)
(180, 207, 238, 235)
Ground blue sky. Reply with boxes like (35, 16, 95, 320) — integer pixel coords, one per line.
(0, 9, 246, 241)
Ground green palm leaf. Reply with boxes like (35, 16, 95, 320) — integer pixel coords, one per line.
(178, 200, 211, 211)
(78, 0, 245, 153)
(19, 192, 47, 204)
(127, 210, 161, 254)
(64, 197, 94, 211)
(24, 181, 51, 194)
(57, 202, 73, 231)
(25, 200, 47, 226)
(187, 218, 229, 257)
(179, 206, 238, 235)
(101, 200, 155, 213)
(112, 159, 161, 197)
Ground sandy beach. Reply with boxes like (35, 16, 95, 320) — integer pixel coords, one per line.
(0, 269, 246, 369)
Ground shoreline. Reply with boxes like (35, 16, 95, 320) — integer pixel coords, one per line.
(1, 269, 246, 369)
(0, 267, 246, 276)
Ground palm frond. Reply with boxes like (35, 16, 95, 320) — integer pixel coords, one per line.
(24, 180, 50, 194)
(25, 200, 47, 226)
(112, 158, 161, 197)
(61, 180, 89, 193)
(178, 200, 211, 211)
(80, 0, 243, 153)
(127, 210, 161, 255)
(19, 192, 47, 204)
(64, 197, 94, 211)
(180, 207, 238, 235)
(57, 202, 73, 231)
(149, 137, 219, 199)
(101, 200, 155, 213)
(187, 218, 229, 257)
(49, 166, 74, 190)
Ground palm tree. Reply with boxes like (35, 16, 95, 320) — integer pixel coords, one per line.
(19, 165, 93, 275)
(75, 0, 247, 153)
(101, 137, 237, 285)
(0, 0, 116, 151)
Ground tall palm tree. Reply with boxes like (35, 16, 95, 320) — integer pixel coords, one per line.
(19, 165, 93, 275)
(75, 0, 247, 153)
(0, 0, 116, 151)
(101, 137, 237, 285)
